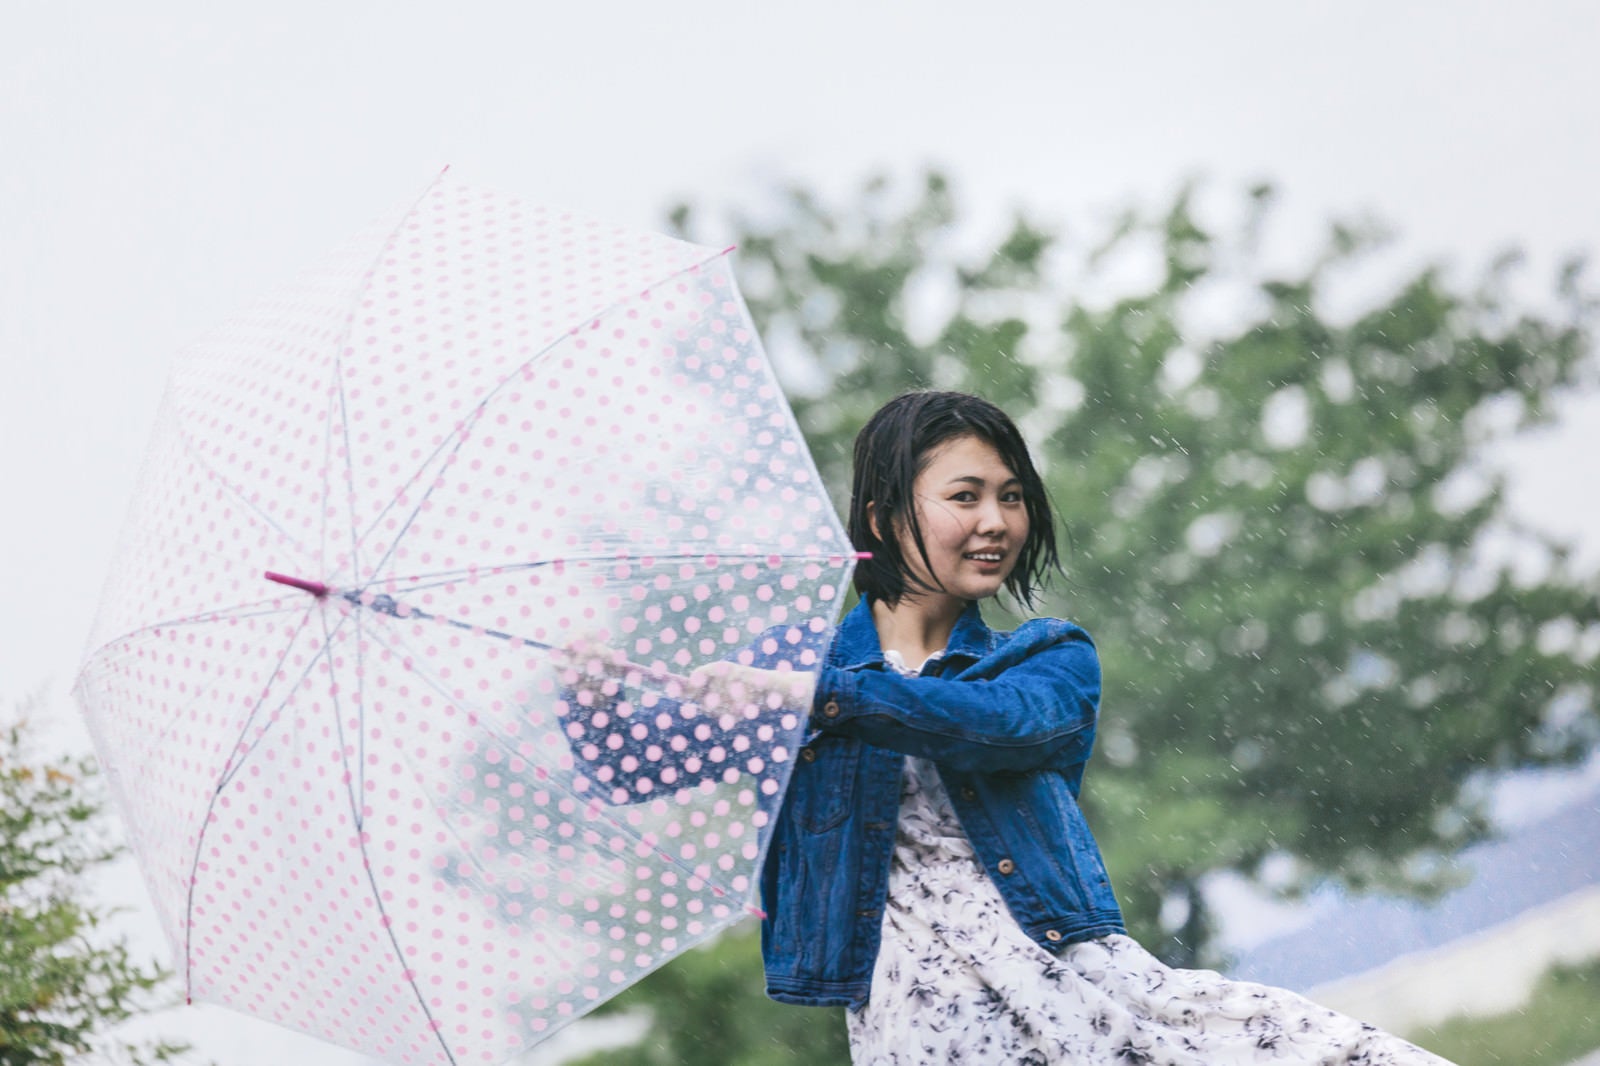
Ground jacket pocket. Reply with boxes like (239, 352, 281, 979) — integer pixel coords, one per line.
(792, 736, 858, 832)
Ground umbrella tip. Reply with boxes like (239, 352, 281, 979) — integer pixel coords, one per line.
(264, 571, 330, 597)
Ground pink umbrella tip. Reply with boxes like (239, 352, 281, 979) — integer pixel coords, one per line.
(264, 571, 330, 597)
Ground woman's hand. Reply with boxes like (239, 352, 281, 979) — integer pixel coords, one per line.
(549, 638, 815, 720)
(548, 635, 634, 712)
(683, 660, 817, 719)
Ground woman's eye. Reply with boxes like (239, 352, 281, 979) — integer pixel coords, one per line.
(950, 491, 977, 503)
(1002, 491, 1024, 503)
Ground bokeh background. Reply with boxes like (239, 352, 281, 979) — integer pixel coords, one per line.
(4, 3, 1598, 1064)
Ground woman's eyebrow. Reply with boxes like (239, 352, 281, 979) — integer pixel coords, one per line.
(944, 474, 1022, 487)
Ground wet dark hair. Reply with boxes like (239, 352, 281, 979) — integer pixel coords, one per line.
(848, 391, 1060, 608)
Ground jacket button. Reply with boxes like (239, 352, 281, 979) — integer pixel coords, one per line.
(821, 700, 841, 718)
(1044, 929, 1063, 943)
(961, 787, 976, 801)
(800, 748, 817, 762)
(996, 858, 1016, 875)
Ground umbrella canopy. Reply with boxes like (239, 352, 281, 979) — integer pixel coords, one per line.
(75, 173, 855, 1066)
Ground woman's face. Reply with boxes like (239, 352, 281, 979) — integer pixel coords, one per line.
(887, 434, 1030, 607)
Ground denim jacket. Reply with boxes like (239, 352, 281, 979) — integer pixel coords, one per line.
(757, 596, 1125, 1008)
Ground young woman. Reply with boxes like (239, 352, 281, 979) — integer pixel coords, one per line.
(760, 390, 1453, 1064)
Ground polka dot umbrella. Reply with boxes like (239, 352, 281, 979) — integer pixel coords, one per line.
(74, 171, 857, 1066)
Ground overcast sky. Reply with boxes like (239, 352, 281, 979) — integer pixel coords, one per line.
(3, 3, 1598, 1063)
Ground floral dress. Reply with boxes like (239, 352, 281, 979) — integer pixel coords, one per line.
(845, 651, 1454, 1066)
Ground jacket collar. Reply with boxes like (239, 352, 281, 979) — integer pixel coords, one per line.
(829, 595, 994, 671)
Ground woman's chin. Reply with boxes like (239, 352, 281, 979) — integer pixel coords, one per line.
(951, 574, 1010, 602)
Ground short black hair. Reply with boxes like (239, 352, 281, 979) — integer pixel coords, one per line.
(848, 391, 1059, 608)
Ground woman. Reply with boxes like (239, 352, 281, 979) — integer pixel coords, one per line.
(759, 391, 1452, 1064)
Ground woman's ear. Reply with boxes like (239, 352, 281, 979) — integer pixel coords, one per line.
(865, 500, 881, 543)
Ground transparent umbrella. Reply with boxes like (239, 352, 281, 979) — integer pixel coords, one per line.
(74, 172, 856, 1066)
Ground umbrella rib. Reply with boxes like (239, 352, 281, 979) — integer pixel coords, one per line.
(186, 604, 463, 1062)
(318, 364, 341, 590)
(78, 419, 324, 667)
(320, 169, 452, 592)
(350, 592, 686, 682)
(345, 244, 744, 590)
(332, 346, 365, 592)
(349, 549, 863, 597)
(79, 617, 291, 781)
(76, 600, 311, 677)
(323, 605, 366, 831)
(173, 425, 319, 568)
(183, 605, 324, 1001)
(340, 549, 858, 678)
(315, 608, 460, 1066)
(353, 608, 367, 821)
(347, 619, 570, 1051)
(212, 604, 356, 795)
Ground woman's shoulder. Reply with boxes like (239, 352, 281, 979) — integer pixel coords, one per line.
(992, 614, 1093, 646)
(937, 613, 1097, 683)
(977, 615, 1097, 672)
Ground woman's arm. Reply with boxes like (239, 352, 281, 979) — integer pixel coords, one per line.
(811, 630, 1100, 774)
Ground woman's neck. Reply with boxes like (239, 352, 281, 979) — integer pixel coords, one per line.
(870, 593, 967, 666)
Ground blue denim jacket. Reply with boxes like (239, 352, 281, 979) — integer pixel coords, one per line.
(757, 596, 1125, 1008)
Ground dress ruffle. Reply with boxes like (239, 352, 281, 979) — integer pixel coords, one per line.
(845, 752, 1452, 1065)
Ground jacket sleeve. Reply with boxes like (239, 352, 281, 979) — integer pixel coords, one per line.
(810, 630, 1100, 773)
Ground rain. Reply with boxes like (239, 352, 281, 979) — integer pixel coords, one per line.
(4, 4, 1599, 1065)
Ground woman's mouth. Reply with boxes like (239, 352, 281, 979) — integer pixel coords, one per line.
(964, 550, 1005, 566)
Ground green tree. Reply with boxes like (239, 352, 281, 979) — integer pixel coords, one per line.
(0, 713, 188, 1066)
(572, 173, 1598, 1064)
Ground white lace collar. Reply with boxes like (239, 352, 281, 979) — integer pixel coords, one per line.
(882, 648, 947, 678)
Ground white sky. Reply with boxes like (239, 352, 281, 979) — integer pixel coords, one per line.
(3, 2, 1598, 1063)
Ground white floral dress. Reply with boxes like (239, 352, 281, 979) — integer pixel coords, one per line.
(846, 651, 1454, 1066)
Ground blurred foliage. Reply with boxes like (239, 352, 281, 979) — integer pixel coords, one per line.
(0, 713, 189, 1066)
(562, 926, 850, 1066)
(572, 172, 1599, 1064)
